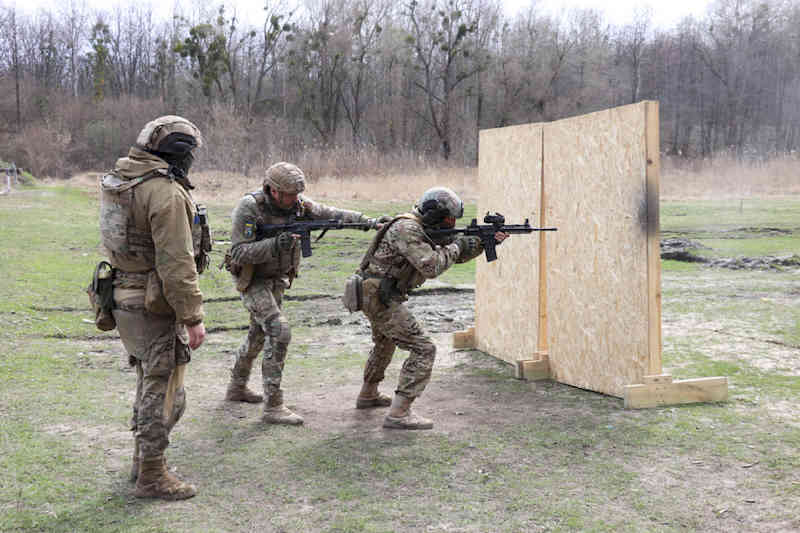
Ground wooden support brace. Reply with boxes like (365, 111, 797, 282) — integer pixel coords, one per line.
(623, 376, 728, 409)
(515, 352, 550, 381)
(453, 327, 476, 349)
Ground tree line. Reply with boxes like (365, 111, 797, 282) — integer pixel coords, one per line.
(1, 0, 798, 179)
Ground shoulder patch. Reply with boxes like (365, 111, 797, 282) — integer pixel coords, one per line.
(244, 223, 254, 239)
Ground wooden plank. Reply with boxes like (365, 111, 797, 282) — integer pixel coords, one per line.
(642, 374, 672, 385)
(515, 355, 551, 381)
(453, 327, 476, 349)
(538, 130, 549, 354)
(623, 377, 728, 409)
(645, 101, 663, 375)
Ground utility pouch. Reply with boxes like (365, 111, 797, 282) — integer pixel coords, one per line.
(87, 261, 116, 331)
(145, 270, 173, 316)
(342, 273, 364, 313)
(194, 204, 212, 274)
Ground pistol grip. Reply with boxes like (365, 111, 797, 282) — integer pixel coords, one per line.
(300, 233, 313, 257)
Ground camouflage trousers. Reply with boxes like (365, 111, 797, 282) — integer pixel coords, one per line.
(113, 288, 190, 458)
(360, 278, 436, 399)
(231, 278, 291, 398)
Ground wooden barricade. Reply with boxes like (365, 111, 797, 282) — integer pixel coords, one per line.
(454, 101, 728, 408)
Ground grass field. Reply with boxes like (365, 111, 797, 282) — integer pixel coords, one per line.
(1, 177, 798, 533)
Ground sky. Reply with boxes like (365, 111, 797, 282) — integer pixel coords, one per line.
(6, 0, 712, 30)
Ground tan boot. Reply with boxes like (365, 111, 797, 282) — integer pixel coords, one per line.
(134, 456, 196, 500)
(225, 360, 263, 403)
(262, 388, 303, 425)
(356, 381, 392, 409)
(383, 394, 433, 430)
(129, 439, 140, 483)
(225, 381, 264, 403)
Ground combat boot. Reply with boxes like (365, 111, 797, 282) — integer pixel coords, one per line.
(225, 359, 263, 403)
(356, 381, 392, 409)
(262, 388, 303, 425)
(134, 456, 196, 501)
(383, 394, 433, 430)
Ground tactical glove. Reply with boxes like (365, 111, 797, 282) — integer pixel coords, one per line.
(455, 236, 483, 261)
(276, 232, 296, 252)
(367, 214, 393, 230)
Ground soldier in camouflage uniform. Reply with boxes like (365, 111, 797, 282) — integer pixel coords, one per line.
(224, 162, 390, 425)
(354, 187, 508, 430)
(101, 116, 210, 500)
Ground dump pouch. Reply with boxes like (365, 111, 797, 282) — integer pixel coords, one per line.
(87, 261, 116, 331)
(342, 273, 364, 312)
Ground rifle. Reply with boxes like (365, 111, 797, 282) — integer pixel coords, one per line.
(256, 219, 373, 257)
(427, 212, 557, 262)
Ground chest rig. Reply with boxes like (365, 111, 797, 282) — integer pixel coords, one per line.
(100, 171, 211, 272)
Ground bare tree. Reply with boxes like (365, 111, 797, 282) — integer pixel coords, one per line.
(404, 0, 485, 160)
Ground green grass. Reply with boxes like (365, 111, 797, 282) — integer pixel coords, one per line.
(2, 184, 799, 532)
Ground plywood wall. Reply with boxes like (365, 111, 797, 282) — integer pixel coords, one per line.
(543, 104, 651, 397)
(475, 101, 660, 398)
(475, 123, 544, 365)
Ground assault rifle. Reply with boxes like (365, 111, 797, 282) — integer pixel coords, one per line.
(255, 219, 373, 257)
(427, 212, 557, 262)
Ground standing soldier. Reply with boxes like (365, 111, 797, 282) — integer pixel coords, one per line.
(223, 162, 389, 425)
(100, 116, 211, 500)
(352, 187, 507, 430)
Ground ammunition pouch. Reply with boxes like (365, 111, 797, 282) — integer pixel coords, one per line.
(87, 261, 116, 331)
(193, 203, 212, 274)
(342, 273, 364, 313)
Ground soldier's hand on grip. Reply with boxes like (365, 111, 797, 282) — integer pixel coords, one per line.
(276, 232, 296, 251)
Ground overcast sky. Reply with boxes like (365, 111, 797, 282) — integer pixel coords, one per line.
(6, 0, 712, 30)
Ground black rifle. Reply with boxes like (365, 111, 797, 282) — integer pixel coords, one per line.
(256, 219, 373, 257)
(427, 212, 557, 262)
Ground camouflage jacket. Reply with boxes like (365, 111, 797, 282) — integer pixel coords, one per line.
(361, 214, 483, 294)
(229, 192, 369, 284)
(100, 148, 204, 326)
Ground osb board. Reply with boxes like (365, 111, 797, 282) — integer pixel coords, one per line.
(544, 102, 651, 397)
(474, 123, 544, 365)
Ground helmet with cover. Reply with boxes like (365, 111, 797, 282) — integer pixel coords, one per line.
(413, 186, 464, 228)
(136, 115, 203, 175)
(263, 162, 306, 195)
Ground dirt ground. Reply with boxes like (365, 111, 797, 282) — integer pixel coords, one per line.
(9, 172, 795, 532)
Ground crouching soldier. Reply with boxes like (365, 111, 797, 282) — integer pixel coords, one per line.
(351, 187, 507, 430)
(223, 162, 390, 425)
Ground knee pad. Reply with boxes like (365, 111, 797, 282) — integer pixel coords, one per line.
(266, 314, 291, 345)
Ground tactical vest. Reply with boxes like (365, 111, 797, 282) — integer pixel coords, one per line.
(100, 171, 211, 272)
(248, 191, 303, 281)
(360, 214, 426, 294)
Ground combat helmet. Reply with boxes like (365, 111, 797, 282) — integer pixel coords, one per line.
(136, 115, 203, 155)
(413, 186, 464, 227)
(263, 162, 306, 195)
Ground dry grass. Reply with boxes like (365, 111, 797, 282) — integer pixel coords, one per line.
(187, 166, 479, 205)
(62, 154, 798, 205)
(661, 154, 800, 199)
